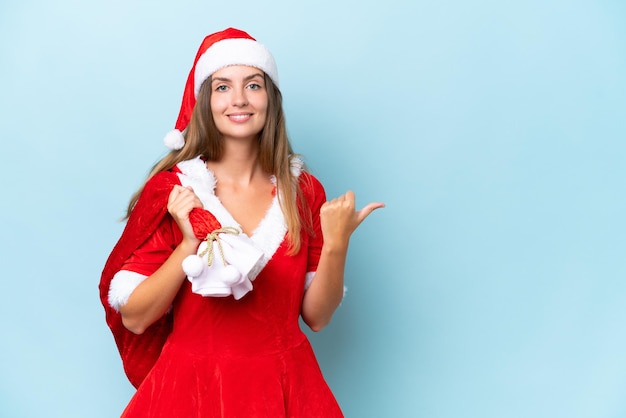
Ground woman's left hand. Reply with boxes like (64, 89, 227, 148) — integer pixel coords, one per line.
(320, 191, 385, 250)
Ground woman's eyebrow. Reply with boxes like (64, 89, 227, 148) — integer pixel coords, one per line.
(244, 73, 264, 81)
(212, 73, 264, 83)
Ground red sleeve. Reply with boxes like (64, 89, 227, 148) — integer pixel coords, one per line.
(120, 215, 182, 277)
(300, 172, 326, 273)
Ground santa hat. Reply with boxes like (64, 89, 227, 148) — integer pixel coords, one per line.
(164, 28, 279, 150)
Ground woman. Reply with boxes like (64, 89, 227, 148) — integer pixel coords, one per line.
(99, 27, 384, 417)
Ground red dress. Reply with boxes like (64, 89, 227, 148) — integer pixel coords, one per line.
(102, 157, 343, 417)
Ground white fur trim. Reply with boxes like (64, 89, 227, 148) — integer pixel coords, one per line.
(247, 193, 287, 279)
(108, 270, 148, 311)
(290, 156, 303, 177)
(176, 157, 296, 280)
(304, 271, 315, 290)
(194, 38, 279, 96)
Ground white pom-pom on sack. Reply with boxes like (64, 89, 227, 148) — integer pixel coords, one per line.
(164, 129, 185, 150)
(220, 265, 242, 285)
(182, 254, 204, 277)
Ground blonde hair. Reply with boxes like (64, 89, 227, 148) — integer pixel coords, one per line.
(126, 74, 307, 254)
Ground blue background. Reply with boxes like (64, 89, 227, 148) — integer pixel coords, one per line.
(1, 1, 625, 417)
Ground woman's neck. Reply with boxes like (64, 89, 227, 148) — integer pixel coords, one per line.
(207, 147, 268, 187)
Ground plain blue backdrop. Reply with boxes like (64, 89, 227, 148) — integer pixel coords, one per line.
(1, 0, 625, 417)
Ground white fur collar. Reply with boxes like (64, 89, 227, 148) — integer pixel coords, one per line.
(175, 156, 302, 278)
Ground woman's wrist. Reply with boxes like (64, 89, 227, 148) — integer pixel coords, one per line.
(321, 239, 349, 256)
(177, 238, 200, 255)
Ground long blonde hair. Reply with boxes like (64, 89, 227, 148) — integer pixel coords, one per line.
(126, 74, 308, 254)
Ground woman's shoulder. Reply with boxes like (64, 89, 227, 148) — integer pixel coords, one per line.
(290, 156, 322, 191)
(298, 171, 326, 206)
(298, 170, 322, 188)
(143, 169, 181, 196)
(143, 156, 204, 194)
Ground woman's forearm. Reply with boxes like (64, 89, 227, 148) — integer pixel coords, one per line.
(120, 240, 197, 334)
(301, 242, 349, 332)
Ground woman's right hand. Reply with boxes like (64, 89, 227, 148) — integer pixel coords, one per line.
(167, 185, 204, 246)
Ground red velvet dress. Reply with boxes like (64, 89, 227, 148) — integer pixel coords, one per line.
(106, 158, 343, 417)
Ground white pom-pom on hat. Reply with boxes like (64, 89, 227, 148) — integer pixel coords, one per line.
(164, 129, 185, 150)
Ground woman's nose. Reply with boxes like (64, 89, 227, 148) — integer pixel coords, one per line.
(231, 87, 248, 107)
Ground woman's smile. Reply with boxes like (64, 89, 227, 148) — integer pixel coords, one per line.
(227, 112, 253, 122)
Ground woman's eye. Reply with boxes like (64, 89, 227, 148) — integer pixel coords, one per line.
(215, 85, 228, 92)
(247, 83, 261, 90)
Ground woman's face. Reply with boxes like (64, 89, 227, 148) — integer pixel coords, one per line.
(209, 65, 268, 142)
